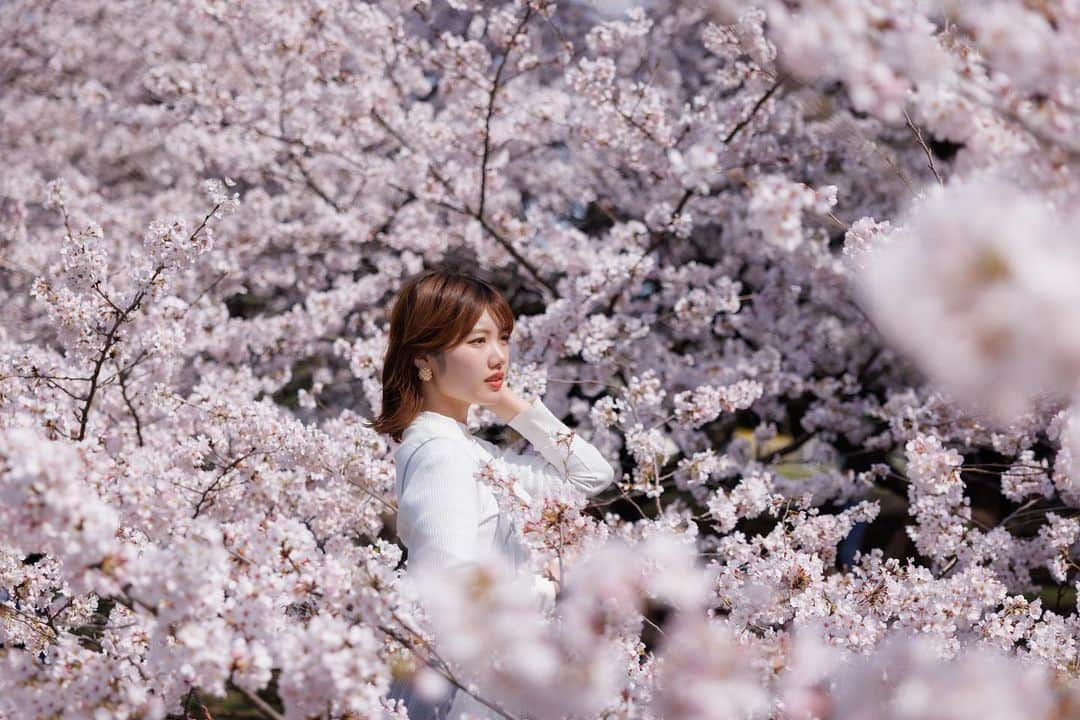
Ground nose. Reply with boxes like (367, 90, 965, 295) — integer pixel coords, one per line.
(490, 343, 507, 367)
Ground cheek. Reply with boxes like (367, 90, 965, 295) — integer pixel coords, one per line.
(443, 348, 480, 378)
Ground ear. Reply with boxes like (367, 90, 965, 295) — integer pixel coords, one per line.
(413, 354, 429, 369)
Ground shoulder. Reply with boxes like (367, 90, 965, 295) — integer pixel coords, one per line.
(395, 435, 482, 505)
(396, 435, 477, 478)
(406, 435, 470, 461)
(396, 419, 459, 460)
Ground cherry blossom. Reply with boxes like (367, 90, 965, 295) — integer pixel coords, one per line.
(2, 0, 1080, 716)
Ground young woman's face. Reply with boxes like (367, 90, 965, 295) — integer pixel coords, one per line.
(417, 309, 511, 406)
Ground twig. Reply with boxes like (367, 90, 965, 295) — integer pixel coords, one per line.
(377, 618, 523, 720)
(292, 155, 342, 213)
(604, 78, 784, 315)
(191, 447, 261, 519)
(370, 110, 558, 298)
(75, 204, 218, 441)
(903, 108, 944, 186)
(117, 367, 144, 446)
(76, 265, 161, 441)
(227, 682, 285, 720)
(181, 271, 230, 317)
(478, 5, 534, 219)
(723, 78, 782, 144)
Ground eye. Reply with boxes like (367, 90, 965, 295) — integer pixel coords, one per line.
(470, 337, 485, 345)
(500, 334, 511, 342)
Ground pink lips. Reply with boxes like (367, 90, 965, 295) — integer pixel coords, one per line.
(485, 373, 503, 389)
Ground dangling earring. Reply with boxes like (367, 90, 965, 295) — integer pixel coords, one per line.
(418, 367, 433, 382)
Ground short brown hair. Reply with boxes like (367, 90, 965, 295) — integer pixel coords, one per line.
(366, 268, 514, 443)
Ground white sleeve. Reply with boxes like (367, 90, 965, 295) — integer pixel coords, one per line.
(498, 397, 617, 501)
(397, 437, 482, 577)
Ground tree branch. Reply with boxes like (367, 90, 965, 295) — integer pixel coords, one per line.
(226, 681, 284, 720)
(903, 108, 944, 186)
(479, 5, 534, 219)
(75, 204, 219, 441)
(371, 109, 559, 298)
(117, 365, 144, 447)
(723, 77, 782, 144)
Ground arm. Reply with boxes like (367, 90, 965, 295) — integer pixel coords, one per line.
(496, 396, 617, 502)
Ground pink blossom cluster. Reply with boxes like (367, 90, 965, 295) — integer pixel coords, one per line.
(2, 0, 1080, 717)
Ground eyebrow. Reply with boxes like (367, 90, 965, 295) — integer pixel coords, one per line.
(471, 327, 511, 335)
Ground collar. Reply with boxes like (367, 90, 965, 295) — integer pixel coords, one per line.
(401, 410, 473, 442)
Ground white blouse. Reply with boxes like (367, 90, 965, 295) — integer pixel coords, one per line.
(393, 396, 616, 612)
(391, 397, 617, 720)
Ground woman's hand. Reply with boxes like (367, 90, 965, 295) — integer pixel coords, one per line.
(481, 384, 533, 423)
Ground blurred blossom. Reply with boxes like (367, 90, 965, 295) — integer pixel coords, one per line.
(830, 631, 1055, 720)
(859, 175, 1080, 424)
(2, 0, 1080, 716)
(653, 612, 771, 720)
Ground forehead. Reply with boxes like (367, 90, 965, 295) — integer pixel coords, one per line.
(470, 309, 498, 330)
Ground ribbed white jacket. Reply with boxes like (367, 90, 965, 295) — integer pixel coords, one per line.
(390, 396, 616, 720)
(394, 396, 616, 606)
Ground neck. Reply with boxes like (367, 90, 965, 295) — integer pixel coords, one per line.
(419, 393, 470, 425)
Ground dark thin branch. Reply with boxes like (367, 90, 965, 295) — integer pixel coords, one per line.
(91, 280, 124, 315)
(75, 204, 219, 441)
(610, 90, 668, 148)
(723, 78, 782, 144)
(16, 369, 90, 383)
(100, 348, 151, 388)
(903, 108, 944, 186)
(110, 586, 159, 616)
(603, 80, 783, 315)
(478, 5, 534, 219)
(370, 110, 558, 298)
(473, 213, 559, 296)
(602, 188, 692, 315)
(181, 271, 230, 317)
(376, 621, 523, 720)
(183, 687, 215, 720)
(117, 366, 144, 447)
(226, 681, 284, 720)
(291, 155, 342, 213)
(301, 517, 328, 553)
(856, 347, 882, 380)
(191, 447, 260, 519)
(57, 195, 76, 245)
(366, 193, 417, 241)
(35, 374, 85, 403)
(76, 267, 160, 441)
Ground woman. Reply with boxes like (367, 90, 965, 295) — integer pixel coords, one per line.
(369, 268, 616, 720)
